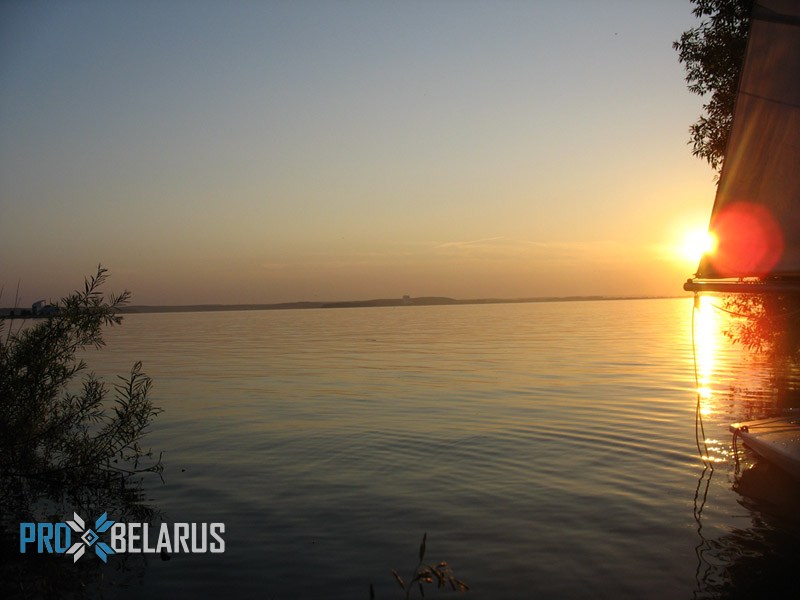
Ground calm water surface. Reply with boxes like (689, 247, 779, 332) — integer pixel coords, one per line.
(80, 298, 800, 598)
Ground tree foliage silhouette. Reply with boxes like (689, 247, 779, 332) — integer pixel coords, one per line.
(1, 266, 163, 598)
(0, 266, 162, 510)
(674, 0, 753, 171)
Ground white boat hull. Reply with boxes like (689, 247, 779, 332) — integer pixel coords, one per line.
(730, 417, 800, 480)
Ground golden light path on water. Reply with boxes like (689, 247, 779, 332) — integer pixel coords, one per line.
(693, 294, 727, 462)
(694, 295, 721, 409)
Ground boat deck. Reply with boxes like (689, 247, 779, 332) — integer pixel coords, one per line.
(731, 416, 800, 480)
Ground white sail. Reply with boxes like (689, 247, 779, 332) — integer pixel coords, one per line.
(688, 0, 800, 291)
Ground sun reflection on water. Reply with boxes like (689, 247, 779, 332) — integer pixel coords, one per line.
(690, 293, 781, 463)
(694, 295, 722, 415)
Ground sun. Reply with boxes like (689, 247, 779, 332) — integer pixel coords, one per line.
(679, 228, 717, 264)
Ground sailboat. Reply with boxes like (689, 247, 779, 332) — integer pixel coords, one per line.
(684, 0, 800, 479)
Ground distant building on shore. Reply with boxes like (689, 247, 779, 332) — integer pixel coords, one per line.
(31, 299, 58, 316)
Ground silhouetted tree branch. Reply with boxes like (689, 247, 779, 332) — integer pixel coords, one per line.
(0, 266, 162, 509)
(674, 0, 753, 171)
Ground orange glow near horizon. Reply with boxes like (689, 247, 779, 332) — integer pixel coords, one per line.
(0, 1, 724, 305)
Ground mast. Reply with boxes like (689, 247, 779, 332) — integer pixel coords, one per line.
(684, 0, 800, 293)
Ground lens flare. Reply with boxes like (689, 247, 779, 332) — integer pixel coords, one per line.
(708, 202, 783, 276)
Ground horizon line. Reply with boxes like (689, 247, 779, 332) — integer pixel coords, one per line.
(117, 294, 684, 314)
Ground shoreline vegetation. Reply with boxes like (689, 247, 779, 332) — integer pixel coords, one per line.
(1, 294, 679, 318)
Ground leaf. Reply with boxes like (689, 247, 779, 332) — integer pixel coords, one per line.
(419, 532, 427, 561)
(391, 570, 405, 591)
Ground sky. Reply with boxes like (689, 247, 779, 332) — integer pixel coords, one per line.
(0, 0, 717, 306)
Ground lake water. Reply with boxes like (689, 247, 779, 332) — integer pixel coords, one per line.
(69, 298, 800, 598)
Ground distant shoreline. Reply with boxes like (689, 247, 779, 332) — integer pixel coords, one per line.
(113, 294, 680, 315)
(0, 295, 683, 318)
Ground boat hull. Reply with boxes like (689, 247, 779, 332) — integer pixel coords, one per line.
(730, 417, 800, 480)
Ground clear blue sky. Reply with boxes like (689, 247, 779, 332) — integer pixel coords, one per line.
(1, 0, 715, 305)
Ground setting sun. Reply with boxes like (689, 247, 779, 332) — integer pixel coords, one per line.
(680, 228, 717, 264)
